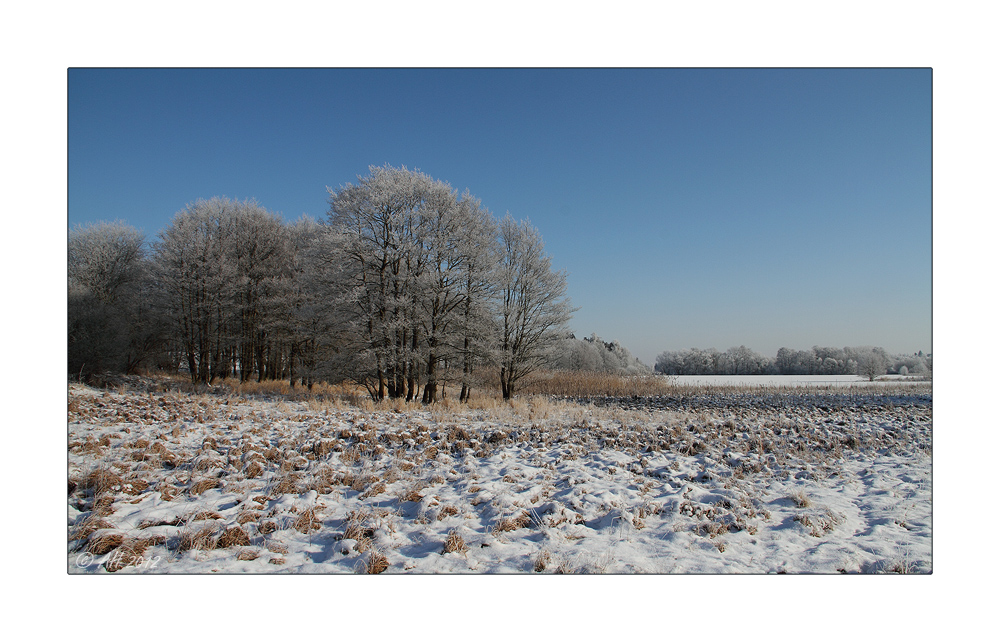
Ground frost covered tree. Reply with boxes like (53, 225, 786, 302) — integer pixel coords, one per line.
(68, 220, 145, 304)
(150, 197, 316, 384)
(655, 347, 728, 375)
(550, 333, 649, 374)
(890, 351, 930, 376)
(153, 199, 239, 384)
(855, 346, 890, 381)
(327, 166, 450, 400)
(226, 201, 293, 382)
(414, 184, 485, 403)
(496, 214, 575, 400)
(153, 198, 301, 384)
(453, 194, 500, 402)
(775, 347, 799, 374)
(417, 190, 499, 403)
(327, 166, 508, 403)
(72, 166, 576, 402)
(274, 217, 347, 388)
(68, 220, 162, 377)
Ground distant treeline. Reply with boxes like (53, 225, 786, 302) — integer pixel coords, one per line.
(654, 345, 931, 380)
(546, 333, 650, 375)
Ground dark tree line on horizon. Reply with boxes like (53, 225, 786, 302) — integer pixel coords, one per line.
(68, 166, 577, 401)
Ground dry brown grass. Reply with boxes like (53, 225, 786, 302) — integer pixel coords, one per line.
(359, 481, 387, 499)
(437, 506, 460, 521)
(216, 525, 252, 548)
(189, 478, 221, 495)
(121, 478, 149, 495)
(92, 496, 116, 516)
(85, 468, 123, 495)
(158, 485, 180, 501)
(294, 507, 323, 533)
(266, 541, 288, 554)
(399, 487, 424, 503)
(104, 538, 150, 572)
(237, 511, 260, 525)
(312, 440, 338, 459)
(147, 441, 177, 463)
(789, 491, 812, 508)
(533, 550, 552, 572)
(362, 550, 389, 574)
(178, 525, 219, 552)
(342, 510, 378, 553)
(794, 509, 844, 537)
(236, 547, 260, 561)
(336, 445, 361, 465)
(88, 532, 125, 555)
(343, 521, 375, 542)
(442, 530, 468, 554)
(70, 516, 116, 542)
(496, 511, 532, 533)
(180, 375, 372, 409)
(519, 370, 670, 397)
(271, 473, 301, 495)
(243, 461, 264, 478)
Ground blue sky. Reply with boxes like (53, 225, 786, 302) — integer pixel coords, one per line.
(68, 68, 931, 365)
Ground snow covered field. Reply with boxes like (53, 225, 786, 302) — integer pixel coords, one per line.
(68, 379, 931, 574)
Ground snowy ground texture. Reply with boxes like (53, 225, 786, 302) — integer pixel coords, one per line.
(68, 379, 931, 574)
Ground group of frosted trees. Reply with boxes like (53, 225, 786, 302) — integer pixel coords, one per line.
(653, 345, 772, 376)
(547, 333, 649, 375)
(68, 220, 161, 377)
(68, 166, 575, 401)
(655, 345, 930, 380)
(326, 166, 574, 401)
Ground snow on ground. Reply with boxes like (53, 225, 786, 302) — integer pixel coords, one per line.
(67, 379, 931, 574)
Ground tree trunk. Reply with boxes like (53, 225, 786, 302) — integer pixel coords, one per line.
(423, 345, 438, 404)
(459, 334, 472, 402)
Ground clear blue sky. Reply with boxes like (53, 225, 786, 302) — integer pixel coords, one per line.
(68, 68, 931, 365)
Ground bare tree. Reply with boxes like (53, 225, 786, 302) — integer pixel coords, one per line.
(68, 220, 145, 304)
(153, 198, 239, 384)
(417, 189, 500, 403)
(283, 216, 354, 388)
(454, 194, 500, 402)
(327, 165, 438, 400)
(496, 214, 575, 400)
(724, 345, 767, 375)
(856, 346, 890, 381)
(68, 220, 160, 377)
(226, 200, 293, 382)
